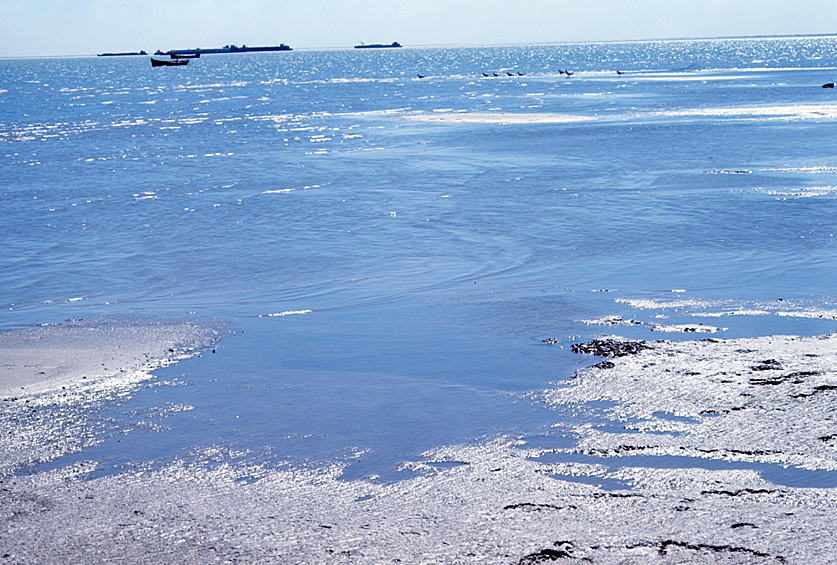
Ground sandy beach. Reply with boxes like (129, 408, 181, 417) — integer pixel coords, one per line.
(3, 319, 837, 563)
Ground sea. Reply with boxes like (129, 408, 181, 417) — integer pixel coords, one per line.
(2, 36, 837, 483)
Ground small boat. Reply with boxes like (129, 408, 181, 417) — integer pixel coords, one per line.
(151, 58, 188, 67)
(170, 52, 200, 59)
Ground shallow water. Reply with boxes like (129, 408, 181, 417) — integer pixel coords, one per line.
(532, 448, 837, 490)
(3, 37, 837, 483)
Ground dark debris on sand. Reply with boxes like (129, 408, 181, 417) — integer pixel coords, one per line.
(518, 542, 574, 563)
(570, 339, 652, 358)
(518, 538, 786, 563)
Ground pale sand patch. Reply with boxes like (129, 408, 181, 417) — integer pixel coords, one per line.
(0, 317, 221, 395)
(0, 316, 223, 479)
(400, 112, 594, 124)
(654, 103, 837, 120)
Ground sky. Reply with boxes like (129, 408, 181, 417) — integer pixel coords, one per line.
(1, 0, 836, 57)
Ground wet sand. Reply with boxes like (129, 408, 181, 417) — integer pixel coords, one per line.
(0, 317, 222, 477)
(3, 320, 837, 563)
(0, 318, 220, 395)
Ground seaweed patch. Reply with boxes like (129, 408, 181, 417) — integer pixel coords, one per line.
(570, 339, 652, 358)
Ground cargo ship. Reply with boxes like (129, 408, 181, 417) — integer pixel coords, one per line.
(354, 42, 401, 49)
(155, 44, 292, 56)
(97, 50, 147, 57)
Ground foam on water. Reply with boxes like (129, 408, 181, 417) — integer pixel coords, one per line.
(257, 310, 313, 317)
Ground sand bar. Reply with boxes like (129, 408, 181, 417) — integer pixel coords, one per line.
(400, 112, 594, 124)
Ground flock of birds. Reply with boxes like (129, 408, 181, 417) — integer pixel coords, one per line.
(411, 70, 832, 87)
(416, 69, 576, 79)
(412, 69, 650, 79)
(481, 71, 527, 77)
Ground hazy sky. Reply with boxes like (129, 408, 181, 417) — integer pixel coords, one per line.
(2, 0, 836, 57)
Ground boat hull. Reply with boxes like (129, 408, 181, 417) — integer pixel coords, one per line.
(355, 42, 402, 49)
(155, 44, 292, 56)
(151, 58, 188, 67)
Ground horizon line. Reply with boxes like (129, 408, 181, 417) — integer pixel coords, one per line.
(3, 32, 837, 60)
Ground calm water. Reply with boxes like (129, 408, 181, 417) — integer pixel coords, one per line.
(3, 37, 837, 480)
